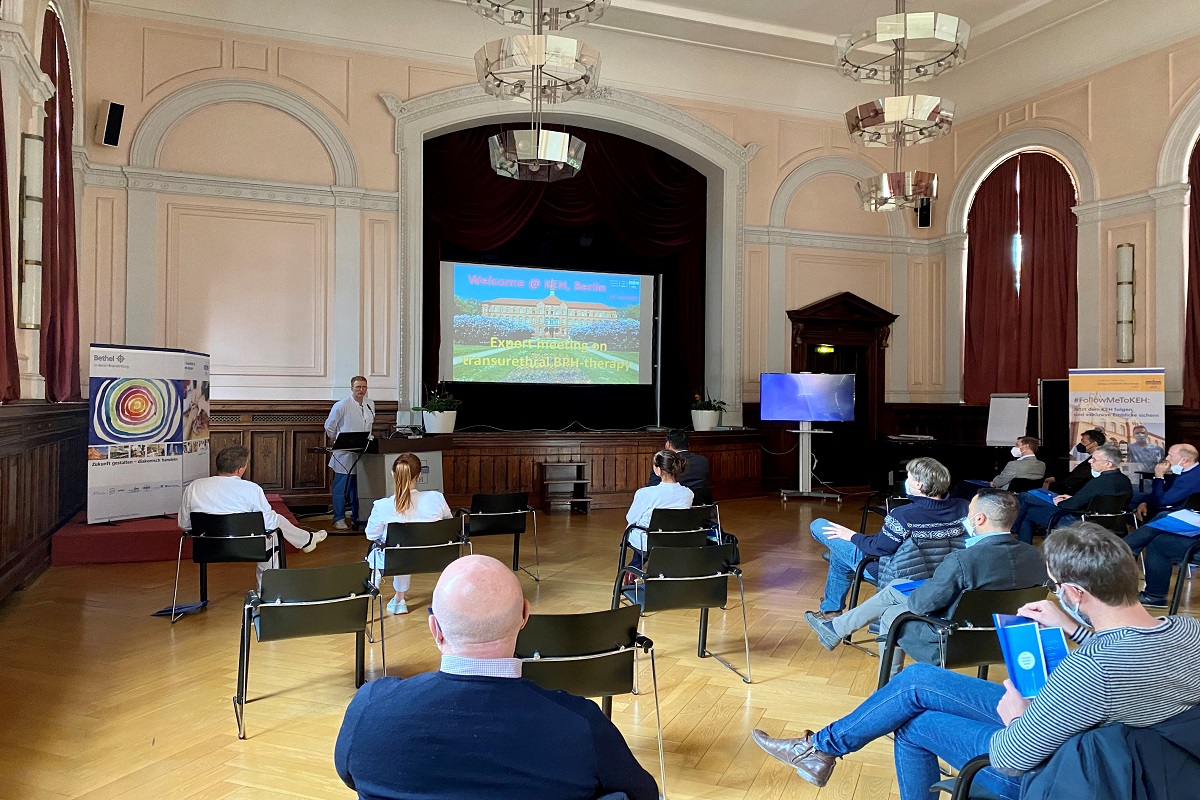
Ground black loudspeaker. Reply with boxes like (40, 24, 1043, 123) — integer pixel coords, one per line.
(916, 197, 932, 229)
(94, 100, 124, 148)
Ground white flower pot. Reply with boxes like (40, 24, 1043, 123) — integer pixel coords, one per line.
(422, 410, 457, 434)
(691, 409, 720, 432)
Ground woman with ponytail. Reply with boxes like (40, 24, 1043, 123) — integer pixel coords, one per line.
(625, 449, 694, 553)
(365, 453, 452, 614)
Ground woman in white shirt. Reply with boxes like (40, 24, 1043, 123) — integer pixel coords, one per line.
(365, 453, 452, 615)
(626, 449, 694, 552)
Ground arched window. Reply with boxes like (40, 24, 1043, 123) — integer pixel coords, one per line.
(38, 8, 80, 401)
(1184, 136, 1200, 408)
(963, 151, 1078, 405)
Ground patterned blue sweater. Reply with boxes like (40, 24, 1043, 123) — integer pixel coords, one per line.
(850, 495, 968, 557)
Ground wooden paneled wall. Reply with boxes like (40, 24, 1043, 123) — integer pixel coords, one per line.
(0, 403, 88, 602)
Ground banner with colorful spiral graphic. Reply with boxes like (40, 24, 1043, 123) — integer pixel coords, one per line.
(90, 378, 183, 445)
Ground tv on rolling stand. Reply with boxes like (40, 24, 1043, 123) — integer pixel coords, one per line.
(760, 373, 855, 499)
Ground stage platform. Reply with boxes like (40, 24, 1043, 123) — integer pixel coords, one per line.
(52, 494, 304, 567)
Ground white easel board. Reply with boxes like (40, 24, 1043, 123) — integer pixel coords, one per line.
(986, 393, 1029, 446)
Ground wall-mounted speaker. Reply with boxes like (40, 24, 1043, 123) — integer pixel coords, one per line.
(915, 197, 932, 229)
(94, 100, 124, 148)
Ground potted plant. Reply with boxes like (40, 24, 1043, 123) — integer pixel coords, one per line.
(690, 392, 727, 432)
(413, 386, 461, 434)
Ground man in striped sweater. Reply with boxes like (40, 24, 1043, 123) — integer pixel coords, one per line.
(753, 522, 1200, 800)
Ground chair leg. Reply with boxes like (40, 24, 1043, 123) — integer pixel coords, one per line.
(355, 630, 366, 689)
(170, 535, 186, 623)
(378, 602, 387, 678)
(365, 592, 378, 644)
(199, 562, 208, 606)
(701, 578, 752, 683)
(697, 608, 709, 657)
(601, 696, 612, 719)
(515, 511, 541, 582)
(234, 604, 251, 739)
(650, 647, 667, 798)
(977, 664, 990, 680)
(276, 530, 287, 569)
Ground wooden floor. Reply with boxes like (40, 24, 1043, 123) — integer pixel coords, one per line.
(0, 495, 1194, 800)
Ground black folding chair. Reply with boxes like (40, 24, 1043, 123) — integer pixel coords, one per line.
(859, 471, 910, 533)
(458, 492, 539, 580)
(1169, 539, 1200, 615)
(1048, 493, 1131, 536)
(690, 486, 723, 535)
(234, 562, 379, 739)
(613, 507, 713, 601)
(366, 517, 471, 649)
(878, 585, 1050, 689)
(614, 538, 751, 683)
(162, 511, 284, 623)
(515, 605, 666, 796)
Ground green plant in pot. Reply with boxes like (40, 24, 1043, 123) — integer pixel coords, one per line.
(413, 387, 461, 434)
(690, 392, 727, 432)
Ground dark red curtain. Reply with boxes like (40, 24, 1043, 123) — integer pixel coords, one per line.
(1185, 140, 1200, 407)
(963, 156, 1020, 406)
(0, 77, 18, 403)
(1015, 152, 1078, 395)
(422, 126, 706, 422)
(39, 10, 81, 402)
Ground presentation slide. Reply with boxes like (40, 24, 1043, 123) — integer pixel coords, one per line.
(440, 262, 656, 385)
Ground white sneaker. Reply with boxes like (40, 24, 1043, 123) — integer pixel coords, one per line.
(333, 519, 350, 531)
(387, 596, 409, 615)
(303, 530, 327, 554)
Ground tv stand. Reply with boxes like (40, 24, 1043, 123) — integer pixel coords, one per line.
(781, 422, 839, 501)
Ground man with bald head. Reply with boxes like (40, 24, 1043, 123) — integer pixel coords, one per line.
(334, 555, 658, 800)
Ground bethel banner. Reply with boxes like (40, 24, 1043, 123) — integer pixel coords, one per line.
(1067, 368, 1166, 479)
(87, 345, 210, 524)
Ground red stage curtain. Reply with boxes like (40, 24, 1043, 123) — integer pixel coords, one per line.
(1015, 152, 1078, 397)
(423, 127, 706, 417)
(963, 156, 1020, 406)
(1185, 140, 1200, 408)
(39, 10, 81, 402)
(0, 78, 18, 403)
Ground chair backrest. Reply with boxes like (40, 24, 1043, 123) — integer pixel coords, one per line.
(190, 512, 272, 564)
(644, 531, 709, 551)
(1187, 492, 1200, 512)
(691, 486, 715, 506)
(515, 605, 641, 698)
(256, 562, 373, 642)
(641, 543, 735, 612)
(381, 518, 466, 576)
(468, 492, 530, 535)
(939, 585, 1050, 670)
(646, 506, 711, 532)
(1085, 493, 1131, 514)
(1007, 477, 1043, 492)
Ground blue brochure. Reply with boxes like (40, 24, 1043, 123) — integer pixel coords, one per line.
(1146, 510, 1200, 537)
(994, 614, 1070, 698)
(891, 579, 927, 596)
(1030, 488, 1059, 504)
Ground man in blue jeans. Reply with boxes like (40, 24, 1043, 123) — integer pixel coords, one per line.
(753, 522, 1200, 800)
(810, 457, 966, 619)
(1012, 444, 1131, 544)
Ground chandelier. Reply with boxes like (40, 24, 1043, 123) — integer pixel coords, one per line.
(470, 0, 603, 181)
(835, 2, 968, 212)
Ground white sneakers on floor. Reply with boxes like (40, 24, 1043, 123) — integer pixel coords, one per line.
(387, 596, 409, 615)
(303, 530, 328, 554)
(333, 519, 350, 530)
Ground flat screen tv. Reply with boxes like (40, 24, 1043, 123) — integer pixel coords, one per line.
(760, 373, 855, 422)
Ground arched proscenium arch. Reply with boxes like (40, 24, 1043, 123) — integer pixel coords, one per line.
(943, 128, 1098, 401)
(129, 79, 359, 187)
(381, 84, 757, 423)
(765, 157, 908, 396)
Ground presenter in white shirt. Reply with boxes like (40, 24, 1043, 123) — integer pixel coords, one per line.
(625, 450, 694, 553)
(325, 376, 376, 530)
(179, 446, 326, 581)
(365, 453, 453, 615)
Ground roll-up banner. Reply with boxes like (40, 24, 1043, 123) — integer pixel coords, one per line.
(1067, 368, 1166, 484)
(87, 344, 210, 524)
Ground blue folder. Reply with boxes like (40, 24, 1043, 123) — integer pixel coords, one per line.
(1145, 510, 1200, 537)
(994, 614, 1070, 698)
(1030, 488, 1059, 504)
(891, 579, 927, 596)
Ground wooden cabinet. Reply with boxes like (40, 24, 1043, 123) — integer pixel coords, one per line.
(540, 461, 592, 513)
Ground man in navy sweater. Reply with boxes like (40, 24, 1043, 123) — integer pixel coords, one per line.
(1012, 445, 1132, 544)
(1129, 443, 1200, 523)
(334, 555, 659, 800)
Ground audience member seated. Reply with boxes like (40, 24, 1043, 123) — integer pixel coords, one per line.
(1014, 445, 1130, 544)
(751, 522, 1200, 800)
(809, 457, 967, 620)
(991, 437, 1045, 490)
(1129, 443, 1200, 524)
(334, 554, 658, 800)
(179, 445, 325, 581)
(1042, 429, 1106, 494)
(626, 449, 694, 554)
(364, 453, 452, 616)
(805, 489, 1045, 680)
(1126, 507, 1200, 608)
(646, 428, 709, 491)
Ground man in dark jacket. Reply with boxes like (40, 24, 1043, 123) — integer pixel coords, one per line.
(646, 428, 709, 491)
(806, 489, 1045, 680)
(1014, 444, 1131, 543)
(1042, 428, 1106, 494)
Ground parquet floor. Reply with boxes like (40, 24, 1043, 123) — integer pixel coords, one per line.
(1, 495, 1193, 800)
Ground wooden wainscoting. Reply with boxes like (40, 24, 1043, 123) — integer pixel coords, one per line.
(209, 401, 399, 506)
(0, 402, 88, 602)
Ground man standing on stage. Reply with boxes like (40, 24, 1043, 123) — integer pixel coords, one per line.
(325, 376, 375, 530)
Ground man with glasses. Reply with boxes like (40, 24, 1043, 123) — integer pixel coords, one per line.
(324, 376, 375, 530)
(1012, 444, 1131, 544)
(751, 522, 1200, 800)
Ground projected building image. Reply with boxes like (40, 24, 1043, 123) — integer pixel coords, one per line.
(480, 291, 619, 340)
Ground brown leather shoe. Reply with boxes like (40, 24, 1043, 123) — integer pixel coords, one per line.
(751, 728, 837, 787)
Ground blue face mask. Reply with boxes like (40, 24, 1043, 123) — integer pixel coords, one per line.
(962, 515, 977, 537)
(905, 478, 920, 497)
(1090, 469, 1101, 478)
(1056, 585, 1092, 629)
(1171, 464, 1184, 475)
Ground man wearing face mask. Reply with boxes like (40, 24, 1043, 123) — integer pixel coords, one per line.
(989, 437, 1046, 490)
(1042, 429, 1105, 494)
(1013, 445, 1132, 544)
(752, 522, 1200, 800)
(809, 458, 968, 620)
(1119, 444, 1200, 607)
(1127, 426, 1165, 473)
(1128, 443, 1200, 524)
(805, 489, 1045, 683)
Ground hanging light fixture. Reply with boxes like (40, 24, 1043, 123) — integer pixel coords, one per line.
(470, 0, 602, 181)
(835, 1, 969, 212)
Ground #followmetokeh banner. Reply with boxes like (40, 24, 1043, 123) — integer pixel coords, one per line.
(1067, 368, 1166, 485)
(87, 345, 210, 524)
